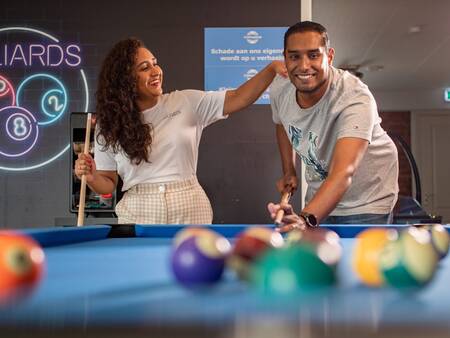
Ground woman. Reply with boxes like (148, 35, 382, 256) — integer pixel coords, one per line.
(74, 38, 286, 224)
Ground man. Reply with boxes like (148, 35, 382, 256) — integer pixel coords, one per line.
(269, 21, 398, 232)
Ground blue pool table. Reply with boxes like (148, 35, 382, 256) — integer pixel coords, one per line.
(0, 224, 449, 338)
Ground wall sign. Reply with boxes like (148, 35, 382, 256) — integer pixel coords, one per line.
(204, 27, 286, 104)
(0, 27, 89, 171)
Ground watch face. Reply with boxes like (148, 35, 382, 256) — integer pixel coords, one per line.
(301, 212, 318, 227)
(307, 214, 318, 226)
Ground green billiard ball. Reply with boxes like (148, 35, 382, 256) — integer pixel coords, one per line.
(250, 244, 336, 295)
(379, 227, 439, 289)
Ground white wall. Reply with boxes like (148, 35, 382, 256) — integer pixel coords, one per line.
(374, 88, 450, 112)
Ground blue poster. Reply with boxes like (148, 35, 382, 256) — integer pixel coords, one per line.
(204, 27, 287, 104)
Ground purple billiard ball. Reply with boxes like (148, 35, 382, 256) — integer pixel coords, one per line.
(171, 235, 231, 287)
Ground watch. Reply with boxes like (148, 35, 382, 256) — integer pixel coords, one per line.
(299, 212, 318, 227)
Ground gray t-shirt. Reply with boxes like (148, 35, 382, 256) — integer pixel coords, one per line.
(270, 67, 399, 216)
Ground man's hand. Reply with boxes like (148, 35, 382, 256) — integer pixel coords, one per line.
(276, 174, 298, 194)
(267, 202, 306, 233)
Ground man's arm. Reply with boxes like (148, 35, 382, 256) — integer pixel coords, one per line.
(223, 61, 286, 115)
(275, 124, 298, 193)
(302, 137, 368, 222)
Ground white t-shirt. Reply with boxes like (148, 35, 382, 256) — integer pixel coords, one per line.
(270, 67, 399, 215)
(94, 90, 227, 191)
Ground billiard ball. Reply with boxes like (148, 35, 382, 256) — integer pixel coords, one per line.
(412, 224, 449, 260)
(286, 228, 342, 266)
(250, 244, 337, 295)
(173, 226, 215, 249)
(286, 227, 340, 245)
(0, 231, 46, 304)
(352, 227, 396, 287)
(379, 226, 439, 289)
(227, 226, 284, 281)
(171, 232, 231, 287)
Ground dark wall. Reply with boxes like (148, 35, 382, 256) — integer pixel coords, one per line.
(379, 111, 412, 197)
(0, 0, 301, 228)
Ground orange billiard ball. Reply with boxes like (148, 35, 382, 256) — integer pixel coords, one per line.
(352, 227, 397, 287)
(0, 231, 46, 289)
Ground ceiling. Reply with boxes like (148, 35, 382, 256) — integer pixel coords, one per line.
(314, 0, 450, 91)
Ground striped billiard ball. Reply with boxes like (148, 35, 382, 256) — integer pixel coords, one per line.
(379, 227, 439, 289)
(171, 232, 231, 287)
(227, 226, 284, 280)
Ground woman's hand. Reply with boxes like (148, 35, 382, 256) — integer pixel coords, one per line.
(74, 153, 97, 183)
(271, 60, 288, 78)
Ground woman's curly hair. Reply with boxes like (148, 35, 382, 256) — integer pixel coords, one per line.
(96, 38, 153, 165)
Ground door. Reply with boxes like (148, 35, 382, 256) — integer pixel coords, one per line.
(412, 111, 450, 223)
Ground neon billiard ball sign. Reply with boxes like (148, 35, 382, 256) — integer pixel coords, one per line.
(0, 27, 90, 171)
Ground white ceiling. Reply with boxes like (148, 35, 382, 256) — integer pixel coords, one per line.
(314, 0, 450, 91)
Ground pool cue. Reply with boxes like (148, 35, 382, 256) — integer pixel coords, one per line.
(274, 191, 291, 226)
(77, 113, 92, 227)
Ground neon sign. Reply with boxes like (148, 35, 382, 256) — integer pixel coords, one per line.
(0, 44, 81, 67)
(0, 27, 89, 171)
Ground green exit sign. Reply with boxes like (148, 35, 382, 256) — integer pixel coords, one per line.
(446, 88, 450, 102)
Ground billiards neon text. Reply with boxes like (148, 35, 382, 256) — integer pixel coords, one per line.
(0, 44, 81, 67)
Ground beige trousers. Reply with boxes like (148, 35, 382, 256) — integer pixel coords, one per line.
(115, 177, 213, 224)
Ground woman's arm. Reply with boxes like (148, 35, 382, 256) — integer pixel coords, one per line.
(223, 61, 287, 115)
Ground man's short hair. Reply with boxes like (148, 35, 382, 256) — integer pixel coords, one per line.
(284, 21, 330, 51)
